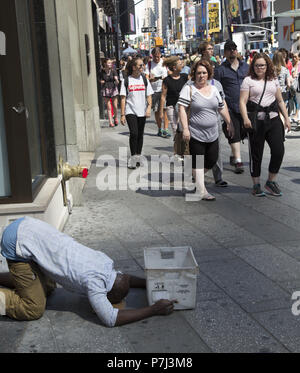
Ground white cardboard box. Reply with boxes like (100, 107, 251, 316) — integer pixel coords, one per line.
(144, 246, 199, 310)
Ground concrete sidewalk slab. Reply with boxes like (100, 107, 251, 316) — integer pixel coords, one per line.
(2, 114, 300, 353)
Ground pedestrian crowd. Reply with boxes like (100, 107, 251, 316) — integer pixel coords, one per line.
(98, 40, 300, 200)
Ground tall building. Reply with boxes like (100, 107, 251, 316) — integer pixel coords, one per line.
(143, 0, 158, 28)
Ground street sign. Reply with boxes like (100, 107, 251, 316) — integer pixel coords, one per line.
(142, 27, 157, 33)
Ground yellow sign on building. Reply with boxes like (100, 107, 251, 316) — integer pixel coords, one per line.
(154, 37, 163, 46)
(208, 2, 220, 34)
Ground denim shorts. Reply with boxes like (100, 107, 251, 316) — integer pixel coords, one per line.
(0, 218, 28, 262)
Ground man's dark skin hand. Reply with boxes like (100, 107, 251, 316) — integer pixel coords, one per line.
(115, 299, 177, 326)
(114, 274, 177, 326)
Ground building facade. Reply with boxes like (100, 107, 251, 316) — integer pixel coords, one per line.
(0, 0, 102, 233)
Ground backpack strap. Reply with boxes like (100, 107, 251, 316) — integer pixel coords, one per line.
(124, 74, 148, 97)
(148, 61, 152, 73)
(141, 73, 148, 100)
(141, 73, 148, 88)
(124, 74, 129, 96)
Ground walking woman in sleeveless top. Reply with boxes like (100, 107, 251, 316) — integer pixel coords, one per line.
(178, 59, 234, 201)
(240, 53, 291, 197)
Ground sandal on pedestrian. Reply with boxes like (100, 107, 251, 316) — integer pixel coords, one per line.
(109, 123, 115, 127)
(114, 118, 119, 126)
(201, 193, 216, 201)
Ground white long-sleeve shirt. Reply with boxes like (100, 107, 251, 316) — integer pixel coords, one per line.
(13, 217, 118, 327)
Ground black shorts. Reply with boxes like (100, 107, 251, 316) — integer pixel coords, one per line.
(189, 137, 219, 170)
(222, 110, 246, 144)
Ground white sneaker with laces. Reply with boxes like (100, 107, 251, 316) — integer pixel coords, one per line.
(127, 156, 137, 169)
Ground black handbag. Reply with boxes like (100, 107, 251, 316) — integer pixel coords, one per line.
(246, 79, 267, 132)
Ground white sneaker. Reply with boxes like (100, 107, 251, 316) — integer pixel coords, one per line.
(135, 155, 141, 167)
(174, 154, 184, 162)
(127, 156, 137, 169)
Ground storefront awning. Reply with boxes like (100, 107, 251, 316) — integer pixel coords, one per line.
(275, 9, 300, 17)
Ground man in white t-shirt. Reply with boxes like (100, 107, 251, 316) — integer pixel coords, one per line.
(145, 47, 169, 137)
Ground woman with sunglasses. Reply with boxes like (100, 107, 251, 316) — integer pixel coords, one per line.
(240, 53, 291, 197)
(120, 57, 153, 169)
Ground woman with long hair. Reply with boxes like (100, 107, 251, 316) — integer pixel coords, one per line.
(120, 57, 153, 169)
(272, 51, 291, 102)
(99, 58, 119, 127)
(279, 48, 292, 75)
(178, 59, 234, 201)
(159, 56, 189, 158)
(240, 53, 291, 197)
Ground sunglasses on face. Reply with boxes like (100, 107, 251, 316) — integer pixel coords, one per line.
(254, 64, 267, 68)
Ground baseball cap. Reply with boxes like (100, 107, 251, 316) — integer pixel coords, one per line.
(224, 40, 237, 51)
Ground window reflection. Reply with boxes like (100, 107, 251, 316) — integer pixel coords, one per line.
(0, 77, 11, 197)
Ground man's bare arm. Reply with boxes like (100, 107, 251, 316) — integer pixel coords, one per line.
(115, 299, 175, 326)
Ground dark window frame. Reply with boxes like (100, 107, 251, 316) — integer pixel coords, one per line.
(0, 0, 56, 204)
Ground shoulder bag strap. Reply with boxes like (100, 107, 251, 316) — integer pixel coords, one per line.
(258, 79, 267, 107)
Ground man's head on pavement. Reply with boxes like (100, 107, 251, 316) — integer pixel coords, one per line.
(107, 273, 130, 304)
(151, 47, 161, 64)
(224, 40, 238, 63)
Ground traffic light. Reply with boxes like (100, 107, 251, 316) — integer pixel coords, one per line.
(231, 25, 234, 33)
(270, 34, 274, 44)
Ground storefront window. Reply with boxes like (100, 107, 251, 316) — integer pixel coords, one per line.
(0, 76, 11, 197)
(25, 88, 44, 186)
(17, 7, 44, 187)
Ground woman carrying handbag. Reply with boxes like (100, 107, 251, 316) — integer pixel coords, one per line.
(240, 53, 291, 197)
(178, 59, 234, 201)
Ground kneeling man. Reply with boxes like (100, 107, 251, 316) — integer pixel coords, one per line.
(0, 217, 175, 327)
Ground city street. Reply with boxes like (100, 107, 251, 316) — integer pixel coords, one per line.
(1, 114, 300, 353)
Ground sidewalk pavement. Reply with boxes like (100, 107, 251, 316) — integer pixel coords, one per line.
(1, 114, 300, 353)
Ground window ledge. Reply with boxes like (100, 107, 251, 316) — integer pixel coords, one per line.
(0, 177, 62, 215)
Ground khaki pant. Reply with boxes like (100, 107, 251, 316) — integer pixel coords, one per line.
(0, 260, 56, 321)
